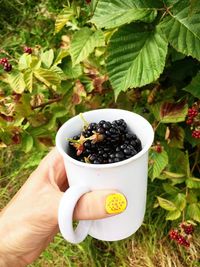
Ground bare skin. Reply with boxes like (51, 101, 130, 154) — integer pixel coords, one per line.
(0, 148, 121, 266)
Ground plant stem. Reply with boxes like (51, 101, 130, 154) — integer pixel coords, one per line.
(32, 96, 62, 110)
(191, 145, 200, 174)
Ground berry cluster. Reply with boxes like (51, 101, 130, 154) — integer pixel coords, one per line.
(24, 46, 32, 54)
(186, 103, 200, 139)
(68, 118, 142, 164)
(169, 222, 194, 248)
(0, 57, 12, 72)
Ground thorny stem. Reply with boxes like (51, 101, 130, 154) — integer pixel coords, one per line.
(32, 96, 62, 110)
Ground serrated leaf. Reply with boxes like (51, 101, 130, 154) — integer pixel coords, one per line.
(186, 177, 200, 189)
(166, 210, 181, 220)
(21, 133, 33, 153)
(24, 69, 33, 92)
(7, 70, 26, 93)
(91, 0, 159, 29)
(186, 203, 200, 222)
(41, 49, 54, 69)
(55, 7, 74, 33)
(160, 0, 200, 60)
(157, 196, 177, 211)
(18, 54, 32, 70)
(174, 193, 186, 211)
(148, 150, 169, 180)
(34, 68, 61, 87)
(160, 101, 188, 123)
(183, 72, 200, 99)
(70, 28, 105, 66)
(107, 24, 168, 98)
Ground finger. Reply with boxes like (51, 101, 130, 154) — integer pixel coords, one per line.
(73, 190, 127, 220)
(35, 147, 68, 191)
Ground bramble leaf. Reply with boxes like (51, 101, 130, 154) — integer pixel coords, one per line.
(70, 28, 105, 66)
(160, 0, 200, 60)
(55, 7, 74, 33)
(149, 150, 168, 180)
(166, 210, 181, 220)
(183, 72, 200, 99)
(157, 197, 177, 211)
(91, 0, 159, 29)
(107, 24, 168, 98)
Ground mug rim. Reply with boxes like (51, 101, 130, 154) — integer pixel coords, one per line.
(56, 108, 154, 169)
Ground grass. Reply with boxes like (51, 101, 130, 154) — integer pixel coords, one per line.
(0, 147, 199, 267)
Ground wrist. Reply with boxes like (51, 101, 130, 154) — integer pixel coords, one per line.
(0, 214, 27, 267)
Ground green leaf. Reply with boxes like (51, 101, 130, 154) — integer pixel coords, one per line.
(24, 69, 33, 92)
(91, 0, 158, 29)
(186, 203, 200, 222)
(163, 183, 180, 195)
(186, 177, 200, 189)
(160, 0, 200, 60)
(55, 7, 74, 33)
(168, 125, 185, 148)
(61, 57, 82, 79)
(166, 210, 181, 220)
(34, 68, 61, 87)
(21, 133, 33, 153)
(70, 28, 105, 66)
(54, 49, 69, 66)
(174, 193, 186, 211)
(148, 150, 169, 180)
(157, 197, 177, 211)
(183, 72, 200, 99)
(18, 54, 32, 70)
(162, 171, 185, 179)
(41, 49, 54, 69)
(107, 24, 168, 98)
(7, 70, 26, 93)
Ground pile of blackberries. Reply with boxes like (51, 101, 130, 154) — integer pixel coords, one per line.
(68, 118, 142, 164)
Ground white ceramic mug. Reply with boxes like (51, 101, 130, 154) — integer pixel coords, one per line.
(56, 109, 154, 244)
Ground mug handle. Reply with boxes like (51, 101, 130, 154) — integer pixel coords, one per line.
(58, 186, 92, 244)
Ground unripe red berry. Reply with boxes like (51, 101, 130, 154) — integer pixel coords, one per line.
(188, 108, 198, 118)
(156, 144, 162, 153)
(180, 223, 194, 235)
(12, 134, 21, 144)
(169, 229, 179, 240)
(177, 235, 190, 247)
(192, 129, 200, 139)
(24, 46, 32, 54)
(0, 57, 8, 65)
(186, 119, 193, 125)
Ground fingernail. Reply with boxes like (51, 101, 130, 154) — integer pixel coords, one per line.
(105, 193, 127, 214)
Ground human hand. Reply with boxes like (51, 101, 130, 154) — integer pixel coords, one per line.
(0, 148, 126, 267)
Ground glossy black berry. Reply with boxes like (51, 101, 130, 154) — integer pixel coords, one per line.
(68, 117, 142, 164)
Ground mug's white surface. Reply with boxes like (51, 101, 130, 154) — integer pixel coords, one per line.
(56, 109, 154, 241)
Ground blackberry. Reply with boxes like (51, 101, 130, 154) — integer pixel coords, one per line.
(68, 116, 142, 164)
(3, 62, 12, 72)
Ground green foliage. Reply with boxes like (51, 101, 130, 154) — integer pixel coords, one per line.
(0, 0, 200, 234)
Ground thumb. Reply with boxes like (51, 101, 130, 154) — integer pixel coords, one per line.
(73, 190, 127, 220)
